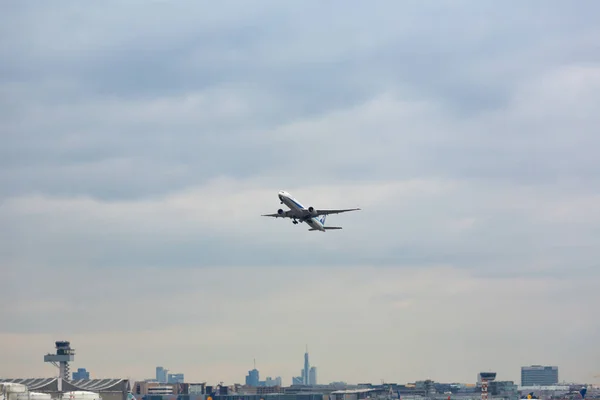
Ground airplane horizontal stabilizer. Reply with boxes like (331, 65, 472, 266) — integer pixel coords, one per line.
(324, 227, 342, 230)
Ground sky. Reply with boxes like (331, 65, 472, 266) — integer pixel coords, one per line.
(1, 0, 600, 387)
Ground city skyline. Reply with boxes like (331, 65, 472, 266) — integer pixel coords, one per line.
(2, 0, 599, 387)
(1, 338, 595, 386)
(291, 347, 317, 386)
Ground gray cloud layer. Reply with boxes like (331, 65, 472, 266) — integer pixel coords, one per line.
(2, 0, 600, 386)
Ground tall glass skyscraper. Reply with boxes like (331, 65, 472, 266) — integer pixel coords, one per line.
(303, 349, 310, 385)
(294, 347, 317, 386)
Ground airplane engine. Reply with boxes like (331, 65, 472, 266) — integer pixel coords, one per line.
(308, 206, 317, 215)
(277, 208, 284, 215)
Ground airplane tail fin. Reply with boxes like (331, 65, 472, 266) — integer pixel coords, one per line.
(319, 214, 327, 225)
(580, 388, 587, 399)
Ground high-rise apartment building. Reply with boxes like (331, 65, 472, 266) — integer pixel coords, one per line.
(521, 365, 558, 386)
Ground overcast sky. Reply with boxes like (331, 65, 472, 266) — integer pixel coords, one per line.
(2, 0, 600, 387)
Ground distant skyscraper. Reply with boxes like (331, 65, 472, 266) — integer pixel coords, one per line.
(168, 373, 184, 383)
(309, 367, 317, 386)
(264, 377, 282, 387)
(72, 368, 90, 380)
(521, 365, 558, 386)
(303, 347, 310, 385)
(246, 368, 259, 386)
(295, 347, 317, 386)
(156, 367, 168, 383)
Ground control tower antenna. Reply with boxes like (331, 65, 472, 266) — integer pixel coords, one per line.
(44, 341, 75, 380)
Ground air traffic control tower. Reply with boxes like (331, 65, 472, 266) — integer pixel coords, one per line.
(479, 372, 497, 400)
(44, 341, 75, 380)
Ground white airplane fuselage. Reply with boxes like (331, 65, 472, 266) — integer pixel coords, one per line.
(278, 191, 326, 231)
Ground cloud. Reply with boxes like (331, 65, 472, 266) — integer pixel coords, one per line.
(1, 0, 600, 387)
(4, 63, 600, 200)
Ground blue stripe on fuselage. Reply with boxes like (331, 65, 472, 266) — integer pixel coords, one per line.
(282, 195, 304, 210)
(290, 198, 304, 209)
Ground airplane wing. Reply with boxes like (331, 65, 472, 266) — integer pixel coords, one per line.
(261, 208, 360, 218)
(315, 208, 361, 216)
(261, 210, 295, 218)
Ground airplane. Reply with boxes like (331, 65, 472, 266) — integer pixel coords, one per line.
(261, 190, 361, 232)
